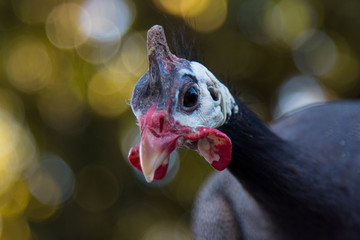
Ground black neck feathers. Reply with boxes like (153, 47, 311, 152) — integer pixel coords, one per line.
(218, 99, 352, 239)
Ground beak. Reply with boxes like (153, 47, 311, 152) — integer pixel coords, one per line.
(139, 126, 178, 182)
(130, 105, 182, 182)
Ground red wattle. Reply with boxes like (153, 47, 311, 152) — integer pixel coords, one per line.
(154, 163, 169, 180)
(128, 143, 141, 171)
(184, 127, 232, 171)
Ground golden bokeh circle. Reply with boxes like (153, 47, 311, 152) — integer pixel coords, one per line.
(87, 70, 135, 118)
(46, 3, 90, 49)
(5, 37, 52, 93)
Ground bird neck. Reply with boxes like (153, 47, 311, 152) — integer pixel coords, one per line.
(218, 100, 343, 237)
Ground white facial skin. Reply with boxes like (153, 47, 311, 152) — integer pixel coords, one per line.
(173, 61, 238, 129)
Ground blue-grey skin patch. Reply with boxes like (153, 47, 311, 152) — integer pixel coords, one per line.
(130, 58, 194, 117)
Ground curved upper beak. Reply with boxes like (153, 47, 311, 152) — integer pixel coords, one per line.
(139, 125, 178, 182)
(129, 105, 182, 182)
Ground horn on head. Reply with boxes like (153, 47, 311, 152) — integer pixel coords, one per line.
(146, 25, 179, 88)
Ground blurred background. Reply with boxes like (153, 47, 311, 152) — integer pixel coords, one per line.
(0, 0, 360, 239)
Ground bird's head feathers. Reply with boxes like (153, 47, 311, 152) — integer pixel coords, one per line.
(128, 25, 238, 182)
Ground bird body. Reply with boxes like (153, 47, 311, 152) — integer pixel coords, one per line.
(128, 25, 360, 239)
(193, 100, 360, 240)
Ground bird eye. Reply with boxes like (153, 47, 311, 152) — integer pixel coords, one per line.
(208, 88, 219, 101)
(183, 87, 199, 109)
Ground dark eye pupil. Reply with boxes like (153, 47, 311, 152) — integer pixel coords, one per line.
(183, 87, 198, 108)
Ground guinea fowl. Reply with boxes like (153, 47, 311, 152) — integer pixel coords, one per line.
(128, 25, 360, 240)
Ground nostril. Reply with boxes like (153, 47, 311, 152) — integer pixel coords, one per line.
(159, 115, 165, 133)
(209, 88, 219, 101)
(148, 110, 169, 134)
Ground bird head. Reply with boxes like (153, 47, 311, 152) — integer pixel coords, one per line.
(128, 25, 238, 182)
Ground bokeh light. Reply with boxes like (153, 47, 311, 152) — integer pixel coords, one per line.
(0, 95, 75, 237)
(46, 3, 90, 49)
(26, 163, 62, 206)
(5, 36, 53, 93)
(184, 0, 228, 33)
(103, 31, 148, 81)
(274, 75, 329, 117)
(26, 154, 75, 206)
(153, 0, 209, 18)
(265, 0, 318, 47)
(1, 0, 360, 239)
(154, 0, 227, 33)
(0, 180, 30, 218)
(293, 30, 337, 76)
(75, 0, 135, 64)
(119, 32, 148, 76)
(76, 36, 121, 64)
(87, 69, 135, 118)
(0, 109, 37, 196)
(142, 221, 192, 240)
(319, 35, 360, 94)
(87, 32, 147, 117)
(83, 33, 147, 118)
(80, 0, 135, 42)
